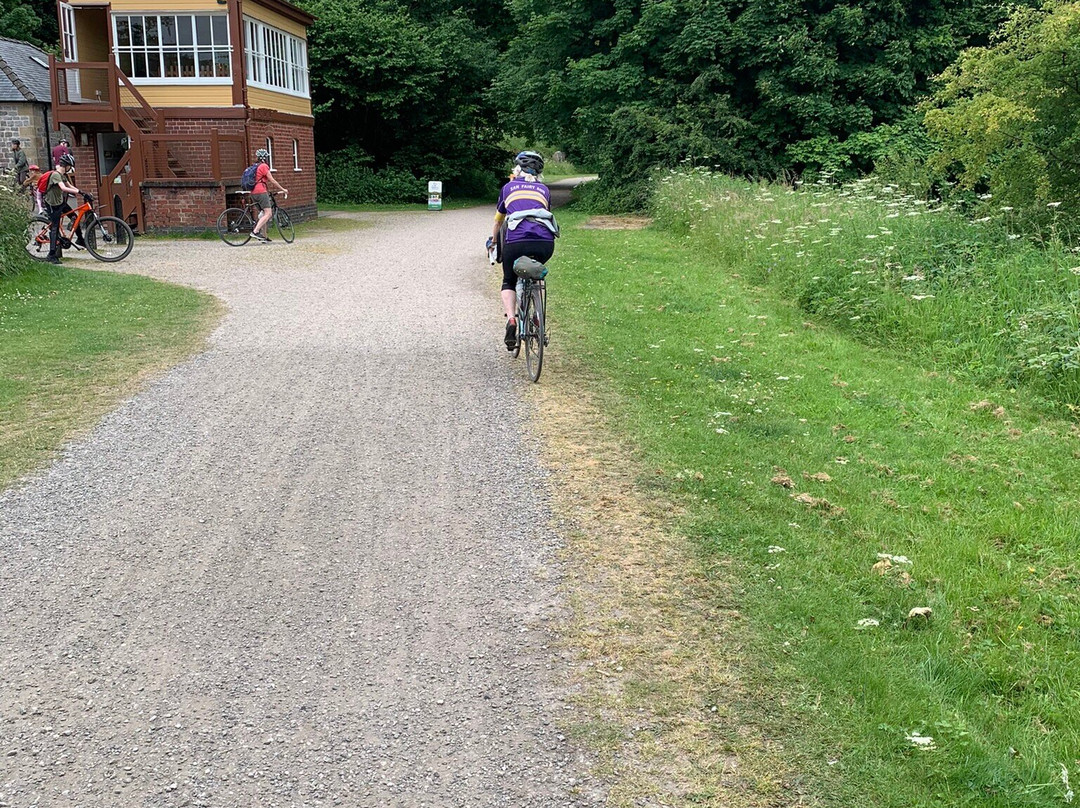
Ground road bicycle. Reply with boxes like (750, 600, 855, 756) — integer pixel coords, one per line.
(510, 256, 549, 382)
(216, 191, 294, 246)
(24, 193, 135, 263)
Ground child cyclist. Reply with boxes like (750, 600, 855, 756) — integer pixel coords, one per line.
(489, 151, 557, 349)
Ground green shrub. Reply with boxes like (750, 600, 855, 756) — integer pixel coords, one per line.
(0, 184, 32, 278)
(315, 147, 426, 204)
(569, 176, 651, 214)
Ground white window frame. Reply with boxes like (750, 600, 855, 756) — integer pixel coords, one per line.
(265, 137, 274, 171)
(292, 138, 300, 171)
(244, 16, 309, 98)
(112, 13, 233, 85)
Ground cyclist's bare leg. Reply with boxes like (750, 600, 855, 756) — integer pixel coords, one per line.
(254, 205, 273, 237)
(501, 289, 517, 321)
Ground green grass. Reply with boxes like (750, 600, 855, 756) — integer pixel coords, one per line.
(553, 195, 1080, 805)
(0, 264, 219, 488)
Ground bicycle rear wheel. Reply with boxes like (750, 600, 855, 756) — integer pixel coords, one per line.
(523, 284, 545, 382)
(84, 216, 135, 262)
(23, 215, 51, 261)
(217, 207, 253, 246)
(273, 208, 295, 243)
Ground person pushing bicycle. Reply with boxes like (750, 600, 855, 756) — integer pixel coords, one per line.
(44, 153, 82, 265)
(489, 151, 557, 350)
(250, 148, 288, 244)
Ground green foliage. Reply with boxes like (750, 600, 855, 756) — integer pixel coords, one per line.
(569, 176, 651, 213)
(924, 2, 1080, 215)
(301, 0, 505, 195)
(0, 186, 33, 278)
(315, 147, 425, 204)
(0, 0, 57, 46)
(494, 0, 1010, 188)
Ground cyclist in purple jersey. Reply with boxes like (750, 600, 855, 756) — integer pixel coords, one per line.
(490, 151, 556, 350)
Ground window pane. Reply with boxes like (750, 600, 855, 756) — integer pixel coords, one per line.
(195, 16, 211, 45)
(214, 51, 230, 77)
(119, 51, 132, 74)
(130, 17, 144, 46)
(212, 15, 228, 45)
(160, 16, 176, 46)
(144, 16, 159, 46)
(116, 17, 130, 47)
(180, 49, 195, 77)
(133, 51, 146, 76)
(164, 51, 179, 77)
(198, 49, 213, 77)
(146, 50, 162, 77)
(178, 16, 193, 46)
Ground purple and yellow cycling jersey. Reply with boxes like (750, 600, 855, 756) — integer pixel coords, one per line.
(497, 180, 554, 243)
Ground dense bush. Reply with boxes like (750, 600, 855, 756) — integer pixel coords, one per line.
(0, 185, 32, 277)
(315, 148, 426, 205)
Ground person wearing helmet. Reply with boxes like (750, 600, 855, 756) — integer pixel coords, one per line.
(44, 152, 81, 264)
(490, 150, 556, 350)
(250, 147, 287, 243)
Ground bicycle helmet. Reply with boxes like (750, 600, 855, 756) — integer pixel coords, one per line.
(59, 153, 75, 167)
(514, 150, 544, 176)
(28, 164, 39, 171)
(255, 148, 271, 163)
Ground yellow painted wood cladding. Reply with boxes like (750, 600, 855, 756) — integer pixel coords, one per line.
(119, 85, 234, 107)
(248, 87, 311, 117)
(242, 2, 307, 39)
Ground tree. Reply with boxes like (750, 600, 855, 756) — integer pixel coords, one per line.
(494, 0, 1014, 186)
(924, 2, 1080, 209)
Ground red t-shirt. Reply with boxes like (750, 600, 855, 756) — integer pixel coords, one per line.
(253, 163, 271, 193)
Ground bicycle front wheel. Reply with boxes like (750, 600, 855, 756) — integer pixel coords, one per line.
(23, 215, 51, 261)
(523, 284, 545, 382)
(273, 208, 295, 243)
(85, 216, 135, 262)
(217, 207, 253, 246)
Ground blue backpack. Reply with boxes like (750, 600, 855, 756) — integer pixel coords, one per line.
(241, 163, 259, 191)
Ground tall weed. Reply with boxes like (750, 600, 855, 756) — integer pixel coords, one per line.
(652, 169, 1080, 405)
(0, 184, 32, 278)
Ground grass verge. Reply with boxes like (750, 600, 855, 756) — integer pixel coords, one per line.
(0, 264, 220, 489)
(547, 207, 1080, 806)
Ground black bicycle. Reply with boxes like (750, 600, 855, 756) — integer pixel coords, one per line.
(216, 191, 294, 246)
(510, 256, 548, 382)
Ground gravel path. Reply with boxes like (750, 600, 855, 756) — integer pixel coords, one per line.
(0, 208, 598, 807)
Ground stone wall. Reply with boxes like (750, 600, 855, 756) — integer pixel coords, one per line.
(0, 102, 50, 170)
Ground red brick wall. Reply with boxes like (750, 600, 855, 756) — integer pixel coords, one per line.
(163, 117, 247, 181)
(141, 180, 226, 233)
(247, 119, 317, 221)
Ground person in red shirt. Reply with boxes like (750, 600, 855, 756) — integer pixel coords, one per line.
(250, 148, 288, 243)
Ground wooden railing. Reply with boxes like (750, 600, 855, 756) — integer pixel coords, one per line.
(50, 55, 252, 231)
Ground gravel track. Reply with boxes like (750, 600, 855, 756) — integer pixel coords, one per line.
(0, 208, 598, 807)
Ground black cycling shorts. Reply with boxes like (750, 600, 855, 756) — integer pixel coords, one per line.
(501, 239, 554, 291)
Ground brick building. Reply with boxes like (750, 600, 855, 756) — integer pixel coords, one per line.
(50, 0, 317, 232)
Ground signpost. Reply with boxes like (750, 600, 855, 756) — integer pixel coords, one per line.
(428, 181, 443, 211)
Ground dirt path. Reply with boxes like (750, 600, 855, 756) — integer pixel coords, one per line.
(0, 211, 601, 807)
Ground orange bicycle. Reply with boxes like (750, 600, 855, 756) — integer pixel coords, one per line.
(24, 193, 135, 263)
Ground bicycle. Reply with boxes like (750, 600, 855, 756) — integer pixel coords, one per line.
(24, 193, 135, 263)
(216, 191, 294, 246)
(509, 256, 549, 382)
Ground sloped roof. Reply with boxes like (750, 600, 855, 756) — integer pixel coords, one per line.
(0, 36, 52, 104)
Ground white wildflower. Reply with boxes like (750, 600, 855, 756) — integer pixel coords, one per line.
(906, 732, 937, 750)
(911, 294, 935, 301)
(1049, 201, 1063, 208)
(767, 545, 786, 554)
(1062, 764, 1074, 803)
(855, 618, 880, 630)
